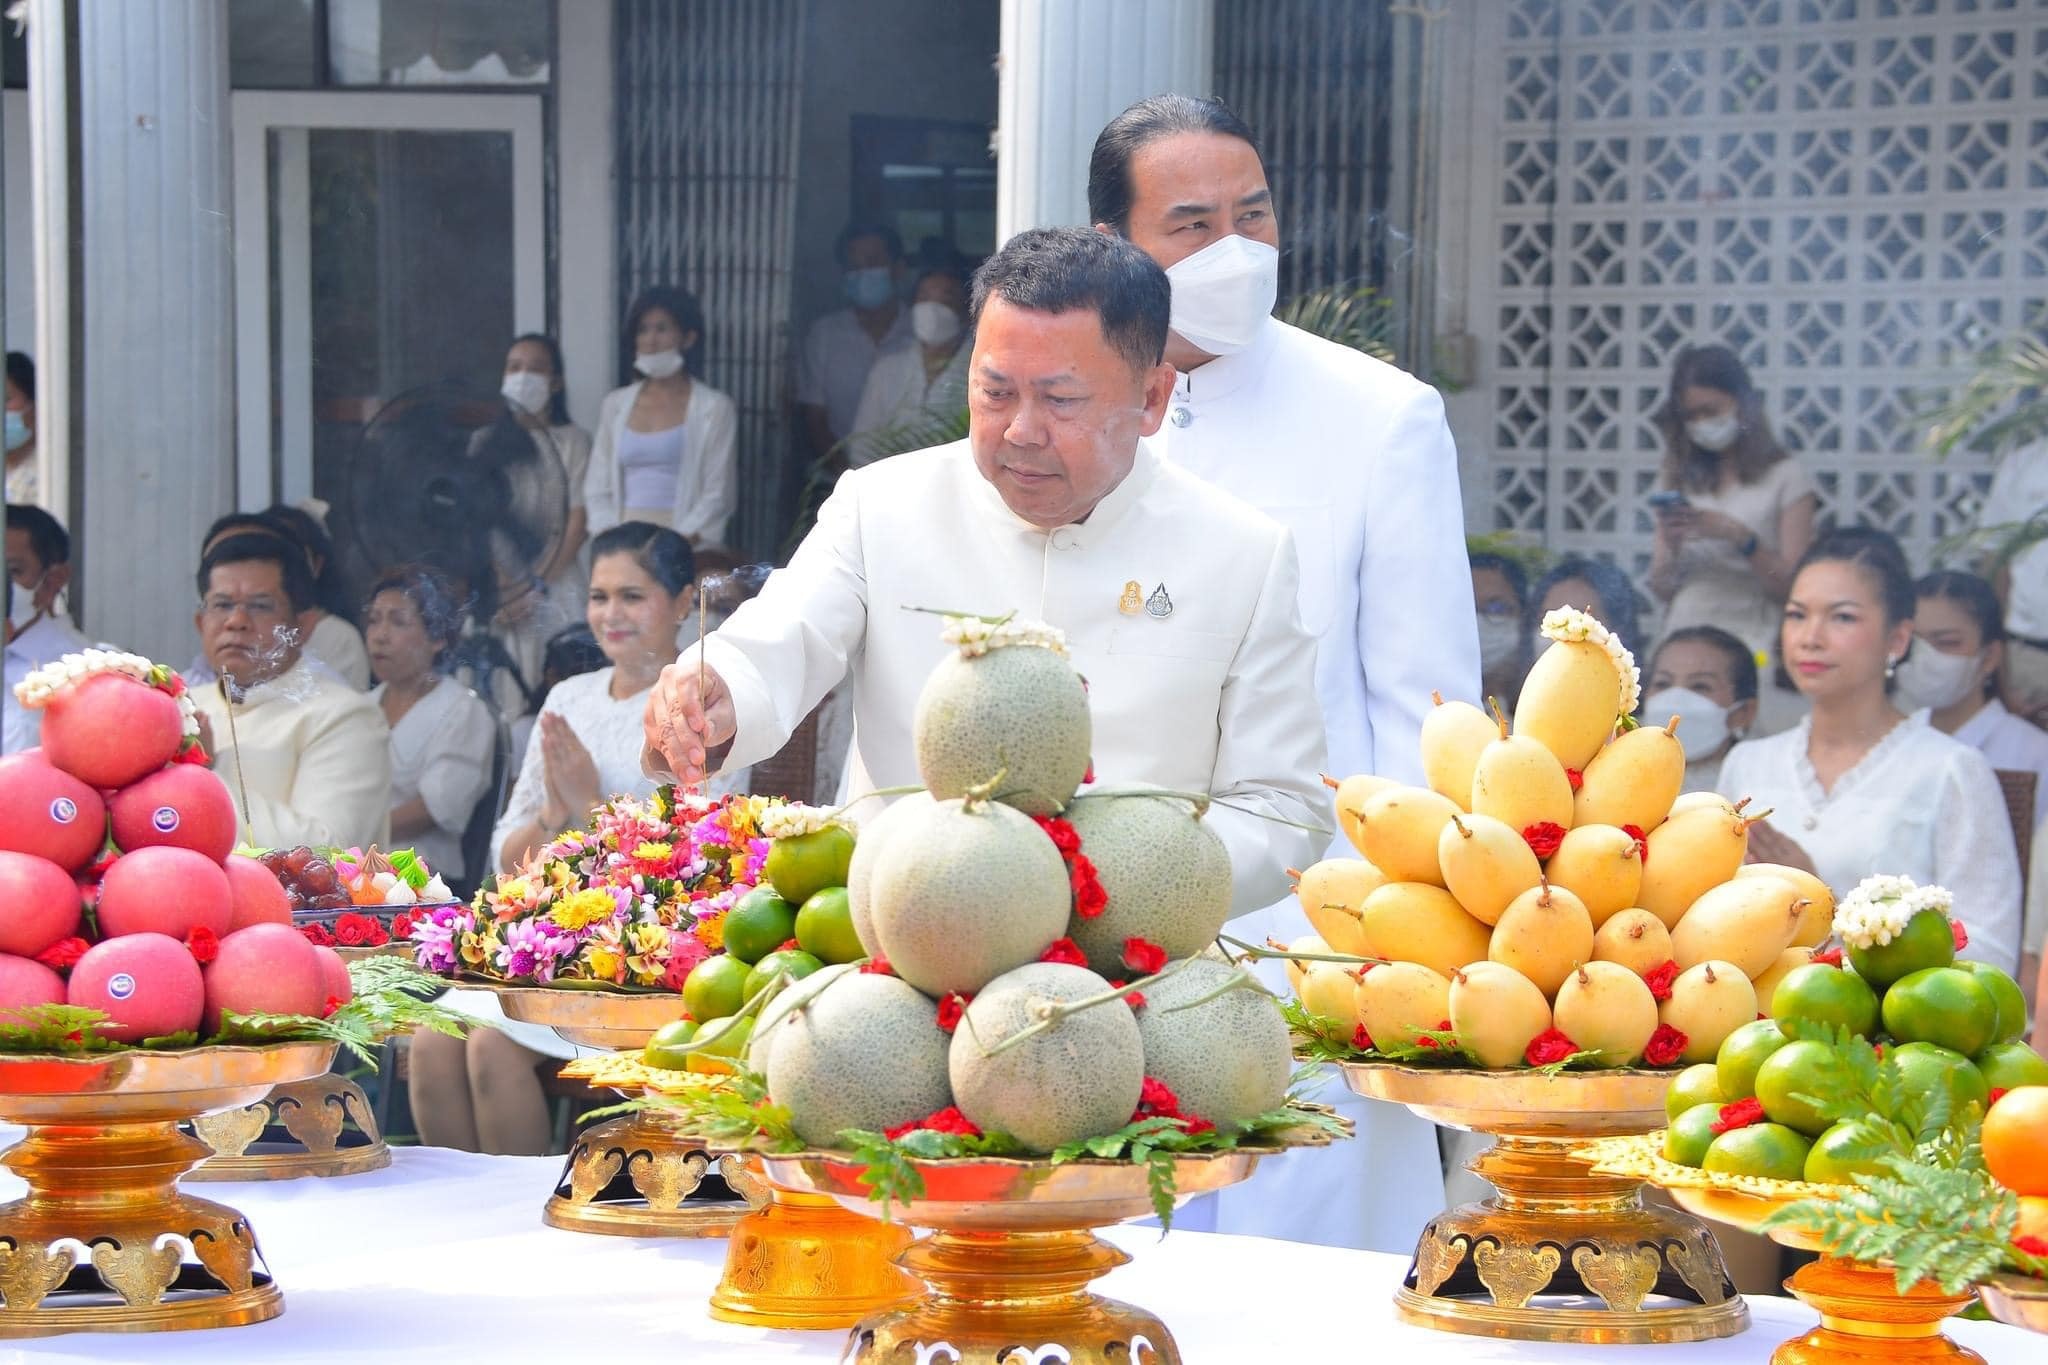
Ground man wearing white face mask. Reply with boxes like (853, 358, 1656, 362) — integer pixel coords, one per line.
(796, 223, 914, 467)
(1088, 94, 1479, 1253)
(848, 266, 973, 468)
(4, 506, 89, 751)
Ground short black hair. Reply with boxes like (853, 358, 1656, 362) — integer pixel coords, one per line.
(834, 221, 904, 267)
(969, 227, 1170, 375)
(1088, 93, 1263, 233)
(197, 531, 316, 615)
(1797, 525, 1916, 627)
(1916, 569, 2005, 700)
(4, 351, 34, 403)
(5, 504, 68, 567)
(620, 285, 707, 383)
(589, 520, 696, 596)
(1652, 625, 1759, 703)
(508, 332, 573, 426)
(1468, 552, 1527, 606)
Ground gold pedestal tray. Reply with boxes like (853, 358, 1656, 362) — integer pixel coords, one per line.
(1978, 1273, 2048, 1335)
(1587, 1134, 1984, 1363)
(1339, 1062, 1749, 1345)
(765, 1146, 1271, 1364)
(495, 987, 755, 1237)
(706, 1152, 918, 1329)
(186, 1072, 390, 1180)
(0, 1040, 337, 1336)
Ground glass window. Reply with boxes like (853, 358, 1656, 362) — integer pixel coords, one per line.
(228, 0, 321, 89)
(327, 0, 550, 87)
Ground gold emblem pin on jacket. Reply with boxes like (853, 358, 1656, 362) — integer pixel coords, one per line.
(1119, 581, 1143, 615)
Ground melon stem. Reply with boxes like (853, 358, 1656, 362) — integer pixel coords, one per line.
(1074, 787, 1333, 836)
(827, 784, 927, 820)
(972, 957, 1200, 1060)
(663, 969, 790, 1057)
(1217, 934, 1386, 969)
(1155, 965, 1276, 1014)
(901, 604, 1018, 627)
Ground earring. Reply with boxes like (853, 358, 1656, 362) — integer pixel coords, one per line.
(1885, 657, 1897, 679)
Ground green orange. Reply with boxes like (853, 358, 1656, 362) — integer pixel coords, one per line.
(1703, 1123, 1812, 1181)
(641, 1018, 700, 1070)
(1846, 909, 1953, 987)
(1880, 967, 1998, 1058)
(1975, 1040, 2048, 1092)
(1716, 1019, 1788, 1102)
(721, 887, 798, 965)
(743, 947, 823, 1003)
(1667, 1063, 1726, 1122)
(1890, 1041, 1989, 1114)
(1803, 1121, 1893, 1185)
(681, 953, 751, 1022)
(1753, 1039, 1837, 1136)
(1956, 960, 2029, 1044)
(1770, 963, 1879, 1039)
(1664, 1102, 1723, 1167)
(794, 885, 863, 964)
(765, 825, 855, 906)
(685, 1015, 755, 1075)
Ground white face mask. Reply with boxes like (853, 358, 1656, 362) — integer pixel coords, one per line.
(910, 300, 962, 348)
(1476, 614, 1522, 675)
(1893, 645, 1985, 712)
(7, 572, 48, 631)
(501, 371, 552, 415)
(634, 349, 685, 380)
(1164, 235, 1279, 356)
(1686, 413, 1741, 452)
(1643, 685, 1739, 758)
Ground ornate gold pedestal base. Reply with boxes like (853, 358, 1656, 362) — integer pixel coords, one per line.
(844, 1229, 1175, 1365)
(542, 1110, 751, 1237)
(188, 1073, 391, 1181)
(708, 1159, 917, 1330)
(1396, 1135, 1750, 1345)
(1768, 1257, 1983, 1364)
(0, 1120, 282, 1336)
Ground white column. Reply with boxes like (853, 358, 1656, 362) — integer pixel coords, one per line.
(73, 0, 236, 660)
(25, 0, 76, 525)
(996, 0, 1214, 240)
(556, 0, 616, 434)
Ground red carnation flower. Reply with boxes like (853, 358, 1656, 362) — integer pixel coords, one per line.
(334, 913, 378, 948)
(1031, 815, 1082, 856)
(1951, 919, 1969, 951)
(1711, 1097, 1766, 1134)
(1071, 857, 1108, 918)
(33, 936, 89, 972)
(1644, 1023, 1688, 1067)
(299, 923, 337, 947)
(1038, 938, 1088, 968)
(1352, 1023, 1375, 1052)
(86, 850, 119, 882)
(1641, 960, 1679, 1002)
(1108, 979, 1147, 1011)
(1416, 1020, 1453, 1051)
(1523, 1027, 1579, 1067)
(1120, 937, 1168, 976)
(1811, 946, 1844, 967)
(174, 741, 209, 766)
(936, 991, 970, 1033)
(778, 938, 801, 953)
(1621, 824, 1648, 864)
(389, 910, 419, 941)
(1134, 1075, 1184, 1121)
(184, 926, 220, 965)
(1989, 1087, 2008, 1107)
(886, 1105, 982, 1141)
(159, 672, 187, 698)
(858, 955, 895, 976)
(1565, 767, 1584, 791)
(2014, 1234, 2048, 1258)
(321, 994, 346, 1018)
(1180, 1116, 1216, 1136)
(1521, 821, 1567, 859)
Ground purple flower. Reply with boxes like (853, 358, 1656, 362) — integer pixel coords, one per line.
(744, 837, 771, 882)
(498, 920, 560, 982)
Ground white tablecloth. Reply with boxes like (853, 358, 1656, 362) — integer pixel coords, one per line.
(0, 1147, 2029, 1364)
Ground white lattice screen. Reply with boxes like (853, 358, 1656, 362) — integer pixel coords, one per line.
(1475, 0, 2048, 577)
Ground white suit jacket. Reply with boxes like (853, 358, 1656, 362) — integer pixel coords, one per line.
(583, 379, 739, 546)
(1148, 317, 1480, 785)
(693, 440, 1330, 912)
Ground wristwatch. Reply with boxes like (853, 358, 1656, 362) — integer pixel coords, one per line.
(1739, 532, 1760, 557)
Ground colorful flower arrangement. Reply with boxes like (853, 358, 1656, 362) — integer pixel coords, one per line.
(411, 786, 782, 990)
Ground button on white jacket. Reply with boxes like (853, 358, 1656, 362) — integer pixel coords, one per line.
(692, 439, 1330, 912)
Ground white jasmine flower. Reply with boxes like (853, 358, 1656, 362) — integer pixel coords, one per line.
(1836, 874, 1952, 949)
(939, 614, 1069, 658)
(760, 802, 843, 840)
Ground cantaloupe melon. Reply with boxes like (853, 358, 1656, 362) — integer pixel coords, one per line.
(913, 635, 1090, 816)
(765, 971, 953, 1148)
(747, 962, 858, 1073)
(1062, 788, 1231, 976)
(845, 793, 935, 958)
(949, 962, 1144, 1153)
(1135, 959, 1290, 1129)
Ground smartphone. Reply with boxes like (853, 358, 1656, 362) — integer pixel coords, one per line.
(1648, 490, 1690, 512)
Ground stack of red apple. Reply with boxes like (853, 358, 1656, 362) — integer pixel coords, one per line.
(0, 660, 351, 1046)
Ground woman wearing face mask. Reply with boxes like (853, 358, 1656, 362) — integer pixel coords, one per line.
(4, 352, 36, 506)
(1470, 553, 1529, 709)
(1902, 571, 2048, 826)
(583, 286, 737, 547)
(1718, 527, 2021, 974)
(846, 266, 972, 467)
(1648, 346, 1817, 734)
(1643, 626, 1759, 792)
(500, 333, 593, 603)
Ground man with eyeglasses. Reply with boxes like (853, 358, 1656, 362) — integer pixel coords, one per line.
(187, 531, 391, 850)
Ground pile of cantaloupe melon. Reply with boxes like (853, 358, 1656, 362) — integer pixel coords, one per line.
(742, 615, 1297, 1153)
(1288, 608, 1834, 1070)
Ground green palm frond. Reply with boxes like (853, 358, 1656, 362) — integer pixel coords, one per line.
(1920, 336, 2048, 460)
(1274, 284, 1397, 363)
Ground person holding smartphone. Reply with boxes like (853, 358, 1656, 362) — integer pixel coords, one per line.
(1647, 345, 1817, 733)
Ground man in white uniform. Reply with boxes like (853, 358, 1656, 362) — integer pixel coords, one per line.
(795, 223, 914, 466)
(647, 227, 1328, 909)
(1089, 94, 1480, 1250)
(4, 505, 87, 752)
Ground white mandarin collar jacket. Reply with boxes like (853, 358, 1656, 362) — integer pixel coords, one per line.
(1147, 317, 1480, 785)
(694, 440, 1330, 912)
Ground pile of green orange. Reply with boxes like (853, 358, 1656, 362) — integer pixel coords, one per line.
(644, 822, 863, 1074)
(1662, 902, 2042, 1182)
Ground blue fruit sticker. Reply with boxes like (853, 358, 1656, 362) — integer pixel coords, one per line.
(151, 806, 180, 833)
(48, 797, 76, 825)
(107, 973, 137, 1000)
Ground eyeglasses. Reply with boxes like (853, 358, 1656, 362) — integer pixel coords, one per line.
(200, 595, 288, 622)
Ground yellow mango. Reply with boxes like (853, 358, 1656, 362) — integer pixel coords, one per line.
(1514, 638, 1623, 770)
(1355, 882, 1492, 980)
(1553, 962, 1659, 1066)
(1573, 720, 1685, 831)
(1591, 908, 1674, 976)
(1292, 858, 1385, 956)
(1420, 692, 1497, 811)
(1355, 786, 1461, 887)
(1355, 961, 1452, 1050)
(1470, 708, 1575, 833)
(1324, 773, 1398, 857)
(1545, 824, 1644, 927)
(1276, 935, 1330, 996)
(1636, 804, 1757, 928)
(1298, 963, 1362, 1027)
(1658, 960, 1757, 1064)
(1738, 863, 1836, 947)
(1669, 791, 1741, 818)
(1449, 962, 1553, 1068)
(1437, 812, 1542, 927)
(1750, 946, 1816, 1015)
(1670, 875, 1808, 979)
(1488, 881, 1596, 998)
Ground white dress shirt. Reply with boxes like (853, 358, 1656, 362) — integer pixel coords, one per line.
(375, 675, 495, 881)
(1718, 714, 2022, 974)
(1952, 697, 2048, 830)
(306, 613, 371, 691)
(691, 440, 1329, 912)
(583, 381, 739, 546)
(3, 612, 88, 752)
(847, 343, 969, 467)
(795, 306, 913, 443)
(1978, 441, 2048, 639)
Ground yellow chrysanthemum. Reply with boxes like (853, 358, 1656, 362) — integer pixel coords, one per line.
(585, 945, 624, 982)
(693, 910, 727, 952)
(632, 840, 674, 865)
(550, 888, 619, 932)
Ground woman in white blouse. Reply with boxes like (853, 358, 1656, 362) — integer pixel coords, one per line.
(847, 265, 970, 468)
(582, 287, 738, 548)
(364, 567, 494, 884)
(1718, 528, 2022, 973)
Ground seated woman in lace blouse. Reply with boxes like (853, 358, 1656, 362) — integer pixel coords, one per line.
(1718, 527, 2021, 974)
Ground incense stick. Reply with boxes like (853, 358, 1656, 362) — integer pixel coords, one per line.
(217, 676, 252, 830)
(691, 587, 708, 791)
